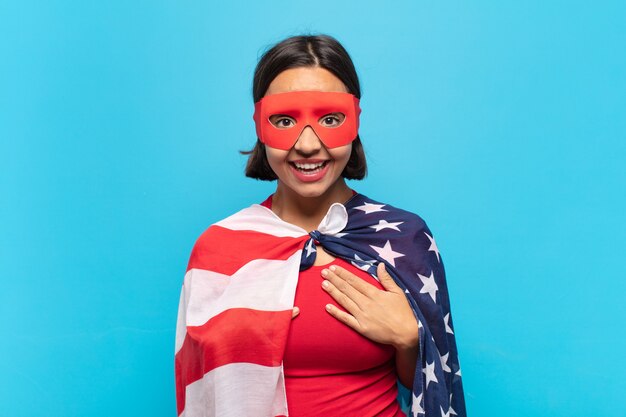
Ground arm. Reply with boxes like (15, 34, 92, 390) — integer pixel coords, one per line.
(394, 334, 419, 389)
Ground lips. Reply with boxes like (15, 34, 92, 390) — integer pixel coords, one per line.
(288, 159, 331, 182)
(290, 160, 328, 172)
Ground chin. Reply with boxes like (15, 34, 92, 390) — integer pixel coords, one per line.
(278, 174, 344, 199)
(289, 183, 332, 199)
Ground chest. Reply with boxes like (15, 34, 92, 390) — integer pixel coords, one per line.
(283, 258, 395, 376)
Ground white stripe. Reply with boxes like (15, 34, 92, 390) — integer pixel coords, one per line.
(216, 205, 307, 237)
(181, 362, 288, 417)
(175, 286, 188, 353)
(182, 251, 302, 328)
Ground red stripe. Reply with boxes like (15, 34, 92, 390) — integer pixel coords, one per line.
(187, 225, 307, 275)
(175, 308, 292, 415)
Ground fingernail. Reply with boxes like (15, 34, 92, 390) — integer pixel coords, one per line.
(329, 265, 336, 272)
(321, 269, 328, 277)
(325, 304, 332, 311)
(322, 280, 329, 288)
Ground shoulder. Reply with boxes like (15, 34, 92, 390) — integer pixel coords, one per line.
(346, 193, 445, 275)
(187, 202, 307, 267)
(345, 193, 442, 261)
(185, 205, 267, 272)
(345, 192, 431, 233)
(187, 205, 262, 257)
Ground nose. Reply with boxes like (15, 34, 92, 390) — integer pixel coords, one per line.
(293, 125, 323, 155)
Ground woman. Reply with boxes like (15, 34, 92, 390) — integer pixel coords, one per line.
(175, 34, 465, 417)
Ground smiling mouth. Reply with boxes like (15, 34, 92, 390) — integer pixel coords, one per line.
(289, 160, 329, 174)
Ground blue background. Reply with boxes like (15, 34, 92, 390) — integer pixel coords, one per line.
(1, 1, 624, 416)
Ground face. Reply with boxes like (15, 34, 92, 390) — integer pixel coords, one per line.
(262, 67, 354, 199)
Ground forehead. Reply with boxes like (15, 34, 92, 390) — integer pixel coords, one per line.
(258, 90, 356, 113)
(265, 67, 348, 96)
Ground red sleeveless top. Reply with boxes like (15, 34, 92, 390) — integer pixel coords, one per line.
(260, 195, 404, 417)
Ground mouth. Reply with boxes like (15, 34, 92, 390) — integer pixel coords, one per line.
(288, 159, 332, 183)
(289, 160, 330, 174)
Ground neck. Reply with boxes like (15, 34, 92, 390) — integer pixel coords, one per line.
(271, 179, 353, 232)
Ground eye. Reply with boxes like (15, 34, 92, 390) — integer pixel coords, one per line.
(319, 113, 345, 128)
(269, 115, 296, 129)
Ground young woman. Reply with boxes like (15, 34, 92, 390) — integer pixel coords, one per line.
(175, 34, 466, 417)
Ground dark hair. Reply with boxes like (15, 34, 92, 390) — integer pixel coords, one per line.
(241, 34, 367, 181)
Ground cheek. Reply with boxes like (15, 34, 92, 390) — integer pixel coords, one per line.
(330, 144, 353, 166)
(265, 147, 289, 171)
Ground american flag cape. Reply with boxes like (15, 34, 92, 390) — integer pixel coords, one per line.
(175, 192, 466, 417)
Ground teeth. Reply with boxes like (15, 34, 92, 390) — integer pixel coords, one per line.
(294, 162, 325, 170)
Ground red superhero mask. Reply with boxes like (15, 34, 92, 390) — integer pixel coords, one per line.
(252, 90, 361, 150)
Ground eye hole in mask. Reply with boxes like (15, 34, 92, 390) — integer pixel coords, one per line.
(253, 90, 361, 150)
(269, 112, 346, 130)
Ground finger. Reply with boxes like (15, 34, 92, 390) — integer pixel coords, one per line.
(321, 278, 362, 313)
(291, 306, 300, 319)
(377, 263, 402, 293)
(321, 267, 368, 305)
(325, 265, 378, 298)
(325, 303, 361, 331)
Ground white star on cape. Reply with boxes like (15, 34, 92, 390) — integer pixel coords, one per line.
(455, 368, 462, 377)
(305, 239, 316, 258)
(354, 202, 388, 214)
(423, 360, 438, 389)
(440, 352, 451, 373)
(449, 394, 457, 416)
(369, 240, 405, 267)
(370, 219, 403, 232)
(424, 232, 440, 263)
(351, 253, 376, 271)
(444, 313, 454, 334)
(411, 392, 424, 416)
(417, 270, 439, 302)
(440, 405, 451, 417)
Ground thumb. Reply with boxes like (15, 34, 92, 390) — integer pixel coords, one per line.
(291, 306, 300, 319)
(377, 263, 401, 293)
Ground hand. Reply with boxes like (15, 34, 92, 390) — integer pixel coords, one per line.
(321, 262, 419, 350)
